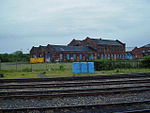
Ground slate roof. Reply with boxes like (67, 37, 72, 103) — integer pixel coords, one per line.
(142, 44, 150, 48)
(41, 46, 46, 49)
(51, 45, 95, 52)
(75, 40, 82, 43)
(126, 47, 135, 52)
(91, 38, 123, 46)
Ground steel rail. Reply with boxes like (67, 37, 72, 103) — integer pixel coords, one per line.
(0, 73, 150, 83)
(0, 87, 150, 99)
(1, 78, 150, 89)
(0, 84, 150, 96)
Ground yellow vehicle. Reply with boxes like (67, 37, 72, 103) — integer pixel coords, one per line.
(30, 57, 44, 63)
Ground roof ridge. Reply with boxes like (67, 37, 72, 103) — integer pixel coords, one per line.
(91, 38, 117, 41)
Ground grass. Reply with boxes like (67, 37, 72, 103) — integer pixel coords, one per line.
(0, 62, 150, 79)
(0, 71, 39, 79)
(45, 68, 150, 77)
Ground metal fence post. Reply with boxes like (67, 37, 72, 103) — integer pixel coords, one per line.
(0, 60, 1, 71)
(46, 63, 47, 70)
(31, 63, 32, 71)
(16, 60, 17, 71)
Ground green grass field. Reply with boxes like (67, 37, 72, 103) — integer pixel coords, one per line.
(0, 62, 150, 79)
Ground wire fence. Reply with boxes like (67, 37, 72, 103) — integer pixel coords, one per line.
(0, 61, 72, 72)
(0, 60, 142, 72)
(94, 60, 141, 71)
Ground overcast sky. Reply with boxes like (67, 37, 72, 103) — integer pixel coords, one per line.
(0, 0, 150, 53)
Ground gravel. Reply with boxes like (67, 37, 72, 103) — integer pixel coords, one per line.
(0, 91, 150, 109)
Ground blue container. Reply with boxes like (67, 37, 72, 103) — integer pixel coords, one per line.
(72, 62, 80, 74)
(88, 62, 94, 73)
(80, 62, 88, 73)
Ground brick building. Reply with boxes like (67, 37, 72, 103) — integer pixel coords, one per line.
(131, 43, 150, 59)
(68, 37, 126, 60)
(30, 37, 126, 63)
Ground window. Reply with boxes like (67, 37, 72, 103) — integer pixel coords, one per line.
(101, 54, 103, 59)
(67, 54, 70, 60)
(105, 54, 107, 59)
(111, 54, 113, 59)
(91, 54, 94, 60)
(122, 54, 124, 59)
(39, 54, 42, 57)
(60, 54, 63, 60)
(108, 54, 110, 59)
(85, 54, 88, 59)
(117, 54, 120, 59)
(80, 54, 82, 60)
(73, 54, 76, 60)
(98, 54, 100, 59)
(120, 54, 122, 59)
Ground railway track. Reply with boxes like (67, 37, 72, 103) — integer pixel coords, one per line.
(1, 100, 150, 113)
(1, 73, 150, 113)
(1, 78, 150, 89)
(0, 84, 150, 96)
(0, 72, 150, 83)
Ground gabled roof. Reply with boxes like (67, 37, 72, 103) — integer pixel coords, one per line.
(51, 45, 95, 52)
(91, 38, 123, 46)
(75, 40, 82, 43)
(39, 45, 46, 49)
(126, 47, 135, 52)
(142, 43, 150, 48)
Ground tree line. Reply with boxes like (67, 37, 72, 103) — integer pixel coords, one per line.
(0, 51, 30, 62)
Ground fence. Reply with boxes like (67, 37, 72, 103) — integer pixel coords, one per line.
(0, 61, 72, 72)
(94, 60, 141, 71)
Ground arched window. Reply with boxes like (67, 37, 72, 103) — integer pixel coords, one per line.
(98, 54, 100, 59)
(101, 54, 103, 59)
(105, 54, 107, 59)
(67, 54, 70, 60)
(73, 54, 76, 60)
(80, 54, 82, 60)
(91, 54, 94, 60)
(85, 54, 88, 60)
(108, 54, 110, 59)
(111, 54, 113, 59)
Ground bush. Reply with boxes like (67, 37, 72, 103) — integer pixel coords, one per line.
(59, 65, 65, 71)
(141, 56, 150, 68)
(94, 60, 138, 71)
(22, 68, 32, 72)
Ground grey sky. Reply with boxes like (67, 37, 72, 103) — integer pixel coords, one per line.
(0, 0, 150, 53)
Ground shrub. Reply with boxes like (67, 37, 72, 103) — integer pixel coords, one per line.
(141, 56, 150, 68)
(41, 71, 46, 74)
(59, 65, 65, 71)
(22, 68, 32, 72)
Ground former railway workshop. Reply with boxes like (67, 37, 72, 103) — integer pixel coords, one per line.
(30, 37, 126, 63)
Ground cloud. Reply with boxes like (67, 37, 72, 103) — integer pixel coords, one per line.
(0, 0, 150, 53)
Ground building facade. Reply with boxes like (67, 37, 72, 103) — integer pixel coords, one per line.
(30, 37, 126, 63)
(68, 37, 126, 60)
(131, 44, 150, 59)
